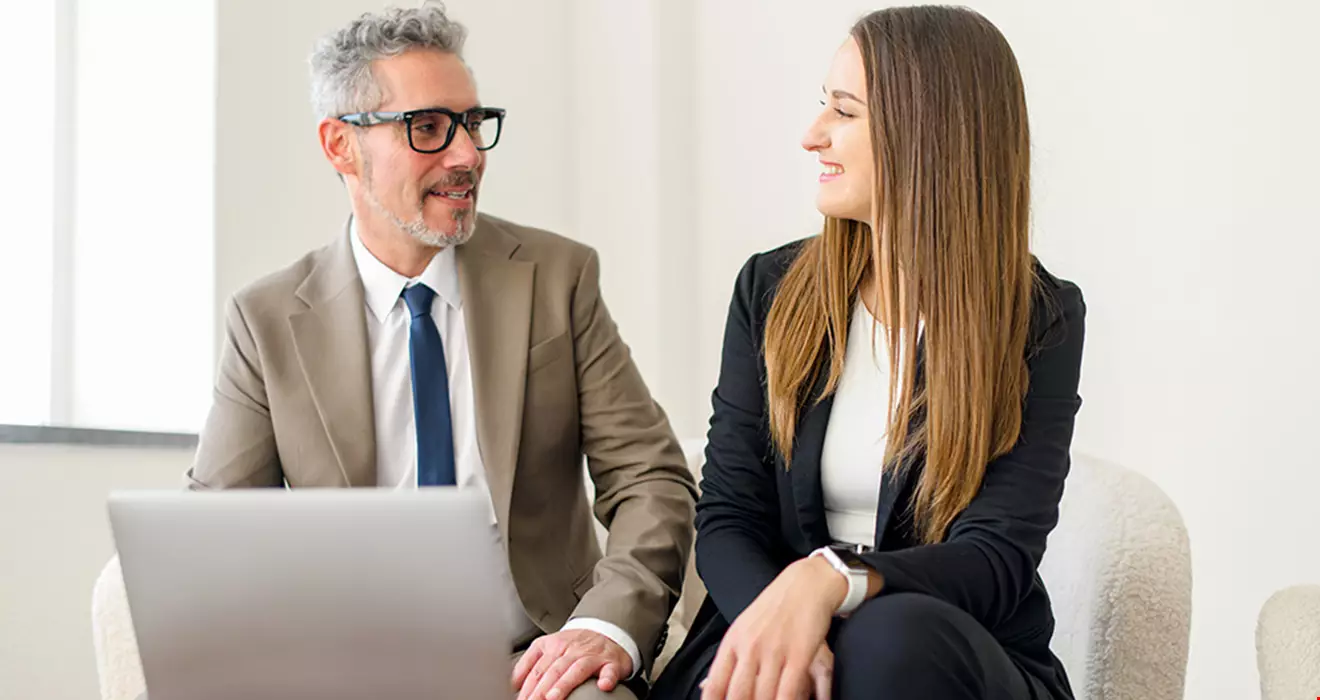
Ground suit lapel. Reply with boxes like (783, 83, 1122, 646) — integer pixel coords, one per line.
(871, 340, 926, 546)
(871, 453, 913, 547)
(457, 216, 534, 539)
(288, 226, 377, 487)
(788, 370, 836, 550)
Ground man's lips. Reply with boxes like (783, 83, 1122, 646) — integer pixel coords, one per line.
(427, 184, 475, 199)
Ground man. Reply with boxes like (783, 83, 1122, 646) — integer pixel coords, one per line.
(186, 4, 697, 699)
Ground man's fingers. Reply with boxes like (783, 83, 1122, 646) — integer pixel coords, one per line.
(527, 651, 586, 700)
(513, 645, 544, 690)
(596, 661, 621, 691)
(548, 656, 602, 700)
(517, 649, 558, 700)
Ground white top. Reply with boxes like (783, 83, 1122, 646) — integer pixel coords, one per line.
(819, 300, 892, 547)
(349, 224, 640, 673)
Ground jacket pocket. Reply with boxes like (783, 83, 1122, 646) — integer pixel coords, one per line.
(528, 331, 571, 374)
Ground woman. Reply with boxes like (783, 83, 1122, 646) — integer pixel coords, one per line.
(652, 7, 1084, 700)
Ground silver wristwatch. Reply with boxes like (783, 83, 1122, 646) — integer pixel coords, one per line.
(810, 545, 869, 615)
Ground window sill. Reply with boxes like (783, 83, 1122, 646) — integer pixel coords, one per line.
(0, 424, 198, 449)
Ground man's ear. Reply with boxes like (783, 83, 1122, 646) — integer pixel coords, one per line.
(318, 118, 359, 179)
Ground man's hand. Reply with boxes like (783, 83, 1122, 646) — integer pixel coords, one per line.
(513, 628, 633, 700)
(699, 555, 845, 700)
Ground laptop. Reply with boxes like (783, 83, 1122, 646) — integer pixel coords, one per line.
(108, 488, 515, 700)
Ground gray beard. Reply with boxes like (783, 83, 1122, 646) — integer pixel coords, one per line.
(363, 186, 476, 249)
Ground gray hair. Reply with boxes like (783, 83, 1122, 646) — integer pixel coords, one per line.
(309, 1, 467, 118)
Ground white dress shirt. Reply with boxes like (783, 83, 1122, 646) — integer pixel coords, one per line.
(349, 225, 641, 674)
(819, 300, 892, 547)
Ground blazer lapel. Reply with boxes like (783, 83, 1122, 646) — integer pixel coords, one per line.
(288, 226, 377, 487)
(871, 453, 914, 547)
(871, 340, 926, 546)
(788, 372, 836, 550)
(457, 216, 534, 539)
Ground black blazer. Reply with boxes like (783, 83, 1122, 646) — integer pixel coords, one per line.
(654, 240, 1085, 700)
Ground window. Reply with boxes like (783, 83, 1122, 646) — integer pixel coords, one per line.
(0, 1, 57, 426)
(0, 0, 215, 433)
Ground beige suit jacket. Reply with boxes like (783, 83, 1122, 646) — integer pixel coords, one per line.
(186, 213, 697, 672)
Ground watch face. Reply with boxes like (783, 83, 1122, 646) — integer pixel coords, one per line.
(829, 546, 870, 571)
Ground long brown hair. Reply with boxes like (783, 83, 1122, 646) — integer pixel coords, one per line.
(764, 6, 1035, 544)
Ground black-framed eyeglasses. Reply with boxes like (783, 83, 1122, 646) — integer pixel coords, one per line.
(338, 106, 506, 154)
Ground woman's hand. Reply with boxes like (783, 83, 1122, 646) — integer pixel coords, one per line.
(807, 643, 833, 700)
(700, 555, 847, 700)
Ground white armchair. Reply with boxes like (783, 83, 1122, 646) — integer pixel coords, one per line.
(92, 554, 145, 700)
(1040, 455, 1192, 700)
(1257, 584, 1320, 700)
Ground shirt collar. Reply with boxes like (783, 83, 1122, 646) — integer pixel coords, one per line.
(350, 217, 462, 322)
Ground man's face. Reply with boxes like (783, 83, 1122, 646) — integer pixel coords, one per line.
(353, 49, 485, 247)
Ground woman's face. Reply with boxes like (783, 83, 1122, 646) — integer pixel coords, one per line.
(802, 36, 875, 223)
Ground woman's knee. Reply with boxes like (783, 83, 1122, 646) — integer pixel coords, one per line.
(833, 593, 988, 694)
(837, 592, 972, 652)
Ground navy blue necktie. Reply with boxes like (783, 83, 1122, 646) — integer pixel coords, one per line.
(402, 284, 457, 486)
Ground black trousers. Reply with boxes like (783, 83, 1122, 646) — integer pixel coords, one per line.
(828, 593, 1045, 699)
(660, 592, 1048, 700)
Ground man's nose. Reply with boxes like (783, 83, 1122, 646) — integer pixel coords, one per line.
(442, 126, 482, 170)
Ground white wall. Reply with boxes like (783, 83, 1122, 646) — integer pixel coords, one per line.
(1021, 2, 1320, 698)
(0, 445, 190, 700)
